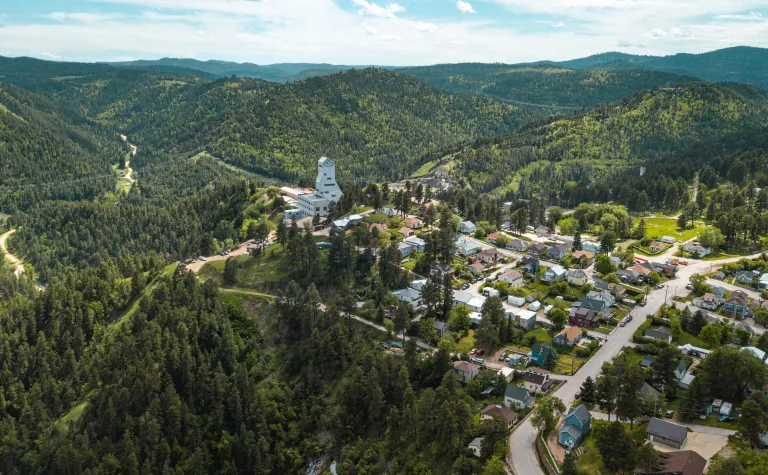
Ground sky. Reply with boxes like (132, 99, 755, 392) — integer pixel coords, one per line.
(1, 0, 768, 65)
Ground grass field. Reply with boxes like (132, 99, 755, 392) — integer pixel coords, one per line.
(577, 420, 647, 473)
(642, 217, 711, 242)
(200, 247, 291, 291)
(674, 330, 711, 349)
(456, 330, 476, 353)
(410, 159, 440, 178)
(553, 353, 585, 375)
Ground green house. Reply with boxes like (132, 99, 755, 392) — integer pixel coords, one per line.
(530, 342, 558, 366)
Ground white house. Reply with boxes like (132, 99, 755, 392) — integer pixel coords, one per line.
(467, 296, 486, 312)
(586, 290, 616, 307)
(454, 290, 473, 306)
(661, 236, 677, 244)
(456, 237, 480, 256)
(541, 265, 566, 283)
(398, 242, 411, 257)
(409, 279, 428, 292)
(459, 221, 477, 234)
(393, 287, 422, 310)
(379, 207, 396, 217)
(743, 346, 768, 362)
(683, 242, 711, 257)
(504, 385, 535, 410)
(499, 270, 524, 287)
(468, 438, 484, 458)
(508, 296, 526, 307)
(403, 235, 426, 253)
(333, 214, 363, 229)
(760, 273, 768, 289)
(518, 309, 536, 330)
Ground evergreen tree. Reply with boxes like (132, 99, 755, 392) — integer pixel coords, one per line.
(223, 256, 237, 285)
(580, 376, 597, 404)
(573, 232, 582, 251)
(596, 421, 636, 474)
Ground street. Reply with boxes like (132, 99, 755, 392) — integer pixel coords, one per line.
(507, 251, 765, 475)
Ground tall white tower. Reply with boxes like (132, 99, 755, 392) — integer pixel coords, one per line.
(315, 156, 343, 201)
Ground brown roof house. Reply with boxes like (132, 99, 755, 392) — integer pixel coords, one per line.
(453, 360, 480, 384)
(481, 404, 517, 427)
(642, 450, 706, 475)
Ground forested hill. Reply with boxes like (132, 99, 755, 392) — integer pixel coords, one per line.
(439, 82, 768, 196)
(0, 81, 123, 211)
(550, 46, 768, 91)
(41, 68, 535, 182)
(399, 64, 690, 108)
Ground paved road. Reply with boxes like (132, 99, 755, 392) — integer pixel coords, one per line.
(589, 411, 736, 436)
(507, 251, 764, 475)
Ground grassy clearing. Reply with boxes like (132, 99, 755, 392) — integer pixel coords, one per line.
(674, 330, 711, 349)
(642, 217, 710, 242)
(595, 325, 612, 335)
(524, 328, 553, 344)
(456, 330, 476, 353)
(200, 247, 291, 291)
(553, 353, 585, 375)
(54, 400, 89, 432)
(107, 262, 178, 336)
(410, 159, 439, 178)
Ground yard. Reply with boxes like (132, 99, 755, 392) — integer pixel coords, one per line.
(199, 246, 292, 291)
(455, 330, 477, 354)
(553, 353, 586, 375)
(674, 330, 711, 349)
(576, 421, 648, 473)
(641, 217, 711, 242)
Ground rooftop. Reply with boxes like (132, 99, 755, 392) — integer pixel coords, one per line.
(647, 417, 688, 443)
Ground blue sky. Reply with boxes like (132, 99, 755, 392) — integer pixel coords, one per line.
(1, 0, 768, 65)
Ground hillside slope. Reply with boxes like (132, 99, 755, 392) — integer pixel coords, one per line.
(438, 82, 768, 196)
(399, 64, 690, 108)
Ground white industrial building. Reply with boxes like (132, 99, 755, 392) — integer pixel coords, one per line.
(298, 157, 343, 218)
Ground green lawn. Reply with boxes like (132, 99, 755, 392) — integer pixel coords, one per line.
(595, 324, 613, 335)
(410, 159, 439, 178)
(553, 354, 585, 375)
(524, 328, 553, 344)
(642, 217, 711, 242)
(54, 400, 88, 432)
(577, 421, 647, 473)
(200, 247, 291, 291)
(674, 330, 711, 349)
(456, 330, 476, 353)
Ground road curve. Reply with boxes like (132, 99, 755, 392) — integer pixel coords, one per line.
(0, 230, 25, 277)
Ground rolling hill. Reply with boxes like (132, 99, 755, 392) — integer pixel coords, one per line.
(431, 82, 768, 196)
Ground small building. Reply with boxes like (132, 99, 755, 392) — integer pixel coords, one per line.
(692, 293, 722, 310)
(582, 241, 601, 253)
(517, 309, 537, 331)
(678, 343, 712, 358)
(369, 223, 388, 234)
(468, 437, 483, 457)
(735, 270, 759, 285)
(678, 373, 696, 389)
(711, 286, 727, 298)
(500, 270, 524, 287)
(647, 417, 688, 449)
(558, 405, 592, 450)
(566, 269, 588, 287)
(519, 371, 550, 394)
(508, 295, 526, 307)
(648, 450, 706, 475)
(683, 242, 711, 257)
(529, 301, 542, 312)
(571, 250, 595, 264)
(586, 289, 616, 307)
(453, 360, 480, 383)
(645, 327, 673, 343)
(434, 321, 450, 338)
(468, 262, 485, 277)
(431, 262, 454, 279)
(649, 241, 668, 252)
(521, 256, 540, 274)
(380, 207, 396, 217)
(477, 248, 502, 265)
(569, 307, 600, 328)
(459, 221, 477, 234)
(487, 231, 504, 244)
(507, 239, 529, 252)
(483, 287, 501, 297)
(541, 265, 566, 283)
(547, 243, 571, 260)
(724, 290, 749, 318)
(456, 237, 480, 257)
(661, 236, 677, 244)
(529, 243, 549, 256)
(410, 279, 428, 292)
(640, 355, 655, 369)
(398, 227, 415, 238)
(553, 326, 583, 348)
(404, 217, 423, 229)
(720, 402, 733, 416)
(616, 269, 640, 283)
(639, 382, 662, 403)
(530, 342, 558, 366)
(504, 385, 535, 410)
(394, 287, 422, 310)
(481, 404, 517, 427)
(674, 360, 687, 381)
(743, 346, 767, 362)
(403, 235, 426, 253)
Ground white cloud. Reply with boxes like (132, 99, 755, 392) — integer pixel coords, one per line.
(456, 1, 476, 14)
(552, 22, 565, 28)
(47, 12, 123, 23)
(649, 28, 668, 38)
(717, 11, 763, 21)
(361, 23, 403, 41)
(412, 21, 438, 32)
(351, 0, 405, 19)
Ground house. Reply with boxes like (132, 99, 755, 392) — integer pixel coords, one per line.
(468, 437, 484, 458)
(724, 290, 749, 318)
(410, 279, 428, 292)
(398, 242, 412, 256)
(394, 288, 422, 310)
(683, 242, 711, 257)
(712, 286, 727, 298)
(403, 235, 426, 253)
(678, 344, 712, 358)
(715, 271, 726, 280)
(547, 243, 570, 260)
(558, 405, 592, 450)
(610, 256, 622, 267)
(454, 290, 473, 307)
(586, 290, 616, 307)
(379, 207, 396, 217)
(629, 265, 652, 279)
(569, 307, 600, 328)
(553, 326, 583, 348)
(530, 342, 558, 366)
(674, 360, 688, 381)
(504, 385, 535, 410)
(735, 270, 759, 285)
(542, 265, 566, 283)
(368, 223, 388, 234)
(520, 371, 551, 394)
(571, 250, 595, 264)
(404, 217, 423, 229)
(483, 287, 500, 297)
(529, 243, 549, 256)
(595, 281, 627, 300)
(692, 293, 722, 310)
(521, 256, 540, 274)
(647, 417, 688, 449)
(639, 382, 662, 403)
(332, 214, 364, 229)
(517, 309, 537, 331)
(535, 225, 551, 236)
(678, 372, 696, 389)
(760, 273, 768, 289)
(529, 301, 542, 312)
(453, 360, 480, 383)
(645, 327, 673, 343)
(645, 450, 707, 475)
(743, 346, 767, 362)
(477, 248, 502, 265)
(468, 262, 485, 277)
(487, 231, 504, 243)
(736, 321, 755, 335)
(431, 262, 454, 279)
(647, 262, 679, 278)
(508, 295, 526, 307)
(466, 296, 486, 312)
(417, 200, 439, 216)
(579, 297, 609, 315)
(640, 355, 655, 369)
(456, 237, 480, 257)
(661, 236, 677, 244)
(649, 241, 668, 252)
(566, 269, 588, 286)
(500, 270, 524, 287)
(481, 404, 517, 427)
(459, 221, 477, 234)
(616, 269, 640, 283)
(582, 241, 601, 253)
(399, 227, 415, 238)
(507, 239, 529, 252)
(433, 321, 450, 338)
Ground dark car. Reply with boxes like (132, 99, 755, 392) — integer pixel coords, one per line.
(665, 410, 674, 418)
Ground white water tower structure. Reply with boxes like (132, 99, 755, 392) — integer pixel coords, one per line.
(316, 156, 342, 201)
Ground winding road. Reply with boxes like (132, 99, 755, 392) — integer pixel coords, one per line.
(0, 229, 24, 277)
(119, 134, 136, 184)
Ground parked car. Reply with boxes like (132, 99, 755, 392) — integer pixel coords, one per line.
(718, 415, 733, 422)
(619, 321, 626, 327)
(685, 284, 693, 290)
(639, 301, 646, 306)
(470, 348, 477, 355)
(499, 352, 507, 361)
(390, 341, 403, 349)
(199, 256, 207, 261)
(476, 349, 486, 356)
(656, 284, 664, 289)
(472, 357, 485, 366)
(665, 410, 674, 418)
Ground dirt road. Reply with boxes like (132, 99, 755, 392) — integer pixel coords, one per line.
(0, 230, 25, 277)
(119, 134, 136, 184)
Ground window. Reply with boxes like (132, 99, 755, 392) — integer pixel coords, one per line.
(323, 207, 327, 211)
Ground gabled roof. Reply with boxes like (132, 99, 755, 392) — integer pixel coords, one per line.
(555, 326, 583, 343)
(654, 450, 706, 475)
(647, 417, 688, 443)
(639, 382, 661, 401)
(505, 384, 533, 402)
(676, 360, 688, 374)
(521, 256, 539, 265)
(726, 290, 749, 305)
(531, 342, 555, 355)
(502, 270, 523, 281)
(482, 404, 517, 424)
(580, 297, 607, 311)
(567, 269, 587, 278)
(645, 327, 672, 340)
(566, 404, 591, 426)
(453, 360, 479, 373)
(520, 371, 548, 386)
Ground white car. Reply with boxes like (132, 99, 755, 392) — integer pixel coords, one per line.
(199, 256, 207, 261)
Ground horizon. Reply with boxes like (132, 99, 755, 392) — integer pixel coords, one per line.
(1, 1, 768, 65)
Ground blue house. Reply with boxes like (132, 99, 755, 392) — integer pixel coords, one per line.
(530, 342, 558, 366)
(558, 405, 592, 450)
(521, 256, 540, 275)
